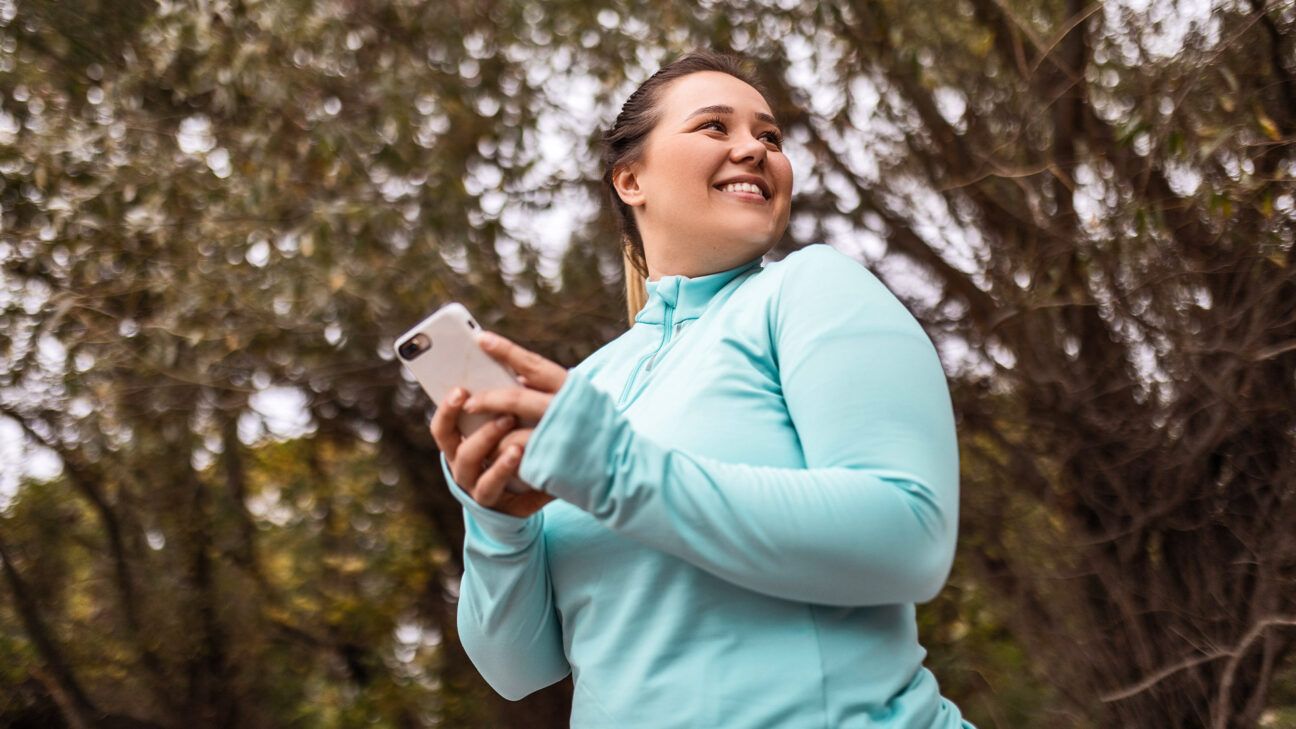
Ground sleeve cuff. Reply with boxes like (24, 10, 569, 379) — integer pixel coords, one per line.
(517, 369, 623, 511)
(440, 451, 543, 550)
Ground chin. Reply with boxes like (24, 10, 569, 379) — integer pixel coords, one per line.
(713, 213, 787, 246)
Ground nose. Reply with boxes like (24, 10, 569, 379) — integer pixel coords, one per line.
(728, 129, 767, 167)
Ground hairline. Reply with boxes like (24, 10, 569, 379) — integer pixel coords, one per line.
(616, 72, 778, 173)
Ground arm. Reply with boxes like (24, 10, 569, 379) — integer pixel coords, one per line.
(441, 452, 570, 700)
(517, 246, 960, 607)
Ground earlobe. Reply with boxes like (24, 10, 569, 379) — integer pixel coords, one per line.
(613, 165, 646, 208)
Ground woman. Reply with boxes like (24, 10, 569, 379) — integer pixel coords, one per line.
(430, 50, 975, 728)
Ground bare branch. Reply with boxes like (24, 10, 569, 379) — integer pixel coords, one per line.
(1099, 616, 1296, 705)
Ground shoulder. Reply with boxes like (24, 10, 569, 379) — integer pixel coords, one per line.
(764, 243, 906, 318)
(765, 242, 869, 273)
(763, 243, 897, 304)
(758, 244, 939, 358)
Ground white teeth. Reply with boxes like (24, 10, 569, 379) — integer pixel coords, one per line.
(718, 182, 765, 197)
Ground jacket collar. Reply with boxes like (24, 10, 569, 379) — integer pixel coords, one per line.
(634, 255, 764, 325)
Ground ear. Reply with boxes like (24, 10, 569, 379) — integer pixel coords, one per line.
(612, 164, 646, 208)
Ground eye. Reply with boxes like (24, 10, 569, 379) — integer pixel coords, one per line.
(697, 117, 784, 149)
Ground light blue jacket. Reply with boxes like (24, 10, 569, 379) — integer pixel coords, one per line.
(441, 243, 974, 728)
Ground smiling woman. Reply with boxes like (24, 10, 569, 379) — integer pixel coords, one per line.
(431, 49, 976, 729)
(605, 64, 795, 316)
(619, 76, 794, 253)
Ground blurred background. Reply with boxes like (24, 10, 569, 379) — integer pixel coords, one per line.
(1, 0, 1293, 727)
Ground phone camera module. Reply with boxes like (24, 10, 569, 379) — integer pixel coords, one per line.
(398, 333, 431, 361)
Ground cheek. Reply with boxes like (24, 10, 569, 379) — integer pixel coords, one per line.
(650, 141, 719, 201)
(774, 158, 794, 199)
(681, 148, 722, 196)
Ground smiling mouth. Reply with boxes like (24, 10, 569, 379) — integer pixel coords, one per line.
(713, 183, 770, 202)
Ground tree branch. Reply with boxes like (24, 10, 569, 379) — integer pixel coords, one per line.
(0, 531, 100, 726)
(1099, 615, 1296, 704)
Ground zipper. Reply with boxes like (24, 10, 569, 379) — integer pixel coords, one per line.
(616, 301, 676, 407)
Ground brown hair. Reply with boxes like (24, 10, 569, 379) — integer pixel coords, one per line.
(600, 49, 773, 326)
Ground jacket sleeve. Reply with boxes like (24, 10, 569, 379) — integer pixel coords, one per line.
(517, 245, 960, 607)
(441, 452, 571, 700)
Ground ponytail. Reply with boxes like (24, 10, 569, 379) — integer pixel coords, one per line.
(622, 241, 648, 327)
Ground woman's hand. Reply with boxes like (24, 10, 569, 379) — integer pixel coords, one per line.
(462, 331, 568, 428)
(428, 331, 568, 518)
(431, 390, 552, 518)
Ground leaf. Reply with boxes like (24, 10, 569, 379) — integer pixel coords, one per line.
(1211, 192, 1234, 219)
(1116, 117, 1148, 145)
(1256, 109, 1281, 142)
(1198, 128, 1230, 161)
(1167, 130, 1184, 157)
(1219, 65, 1239, 92)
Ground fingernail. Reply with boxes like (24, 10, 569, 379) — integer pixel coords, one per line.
(495, 415, 513, 428)
(463, 397, 477, 412)
(478, 331, 501, 349)
(504, 447, 520, 462)
(449, 388, 465, 405)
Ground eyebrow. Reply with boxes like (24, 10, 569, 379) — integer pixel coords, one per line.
(684, 104, 781, 127)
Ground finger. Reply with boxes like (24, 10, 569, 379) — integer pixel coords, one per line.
(476, 331, 568, 393)
(489, 427, 532, 463)
(474, 444, 523, 508)
(430, 386, 468, 462)
(462, 387, 551, 425)
(454, 413, 515, 488)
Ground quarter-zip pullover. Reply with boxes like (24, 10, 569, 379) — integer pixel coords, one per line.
(441, 243, 974, 728)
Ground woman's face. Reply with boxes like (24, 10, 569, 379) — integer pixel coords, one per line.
(616, 71, 794, 276)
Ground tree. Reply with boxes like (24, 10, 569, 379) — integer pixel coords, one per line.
(1, 0, 1292, 727)
(767, 1, 1294, 725)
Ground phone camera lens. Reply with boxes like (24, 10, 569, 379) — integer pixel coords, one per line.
(398, 333, 430, 360)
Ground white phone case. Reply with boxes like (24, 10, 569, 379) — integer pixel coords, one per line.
(395, 303, 528, 493)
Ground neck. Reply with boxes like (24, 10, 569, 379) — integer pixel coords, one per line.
(643, 238, 771, 282)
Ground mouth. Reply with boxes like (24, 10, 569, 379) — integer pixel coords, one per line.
(712, 179, 771, 203)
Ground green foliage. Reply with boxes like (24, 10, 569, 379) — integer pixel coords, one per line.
(919, 555, 1067, 729)
(1, 0, 1292, 727)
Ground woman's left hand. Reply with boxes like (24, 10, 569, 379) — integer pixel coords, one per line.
(464, 329, 569, 434)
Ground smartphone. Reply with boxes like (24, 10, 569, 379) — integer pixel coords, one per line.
(395, 303, 529, 493)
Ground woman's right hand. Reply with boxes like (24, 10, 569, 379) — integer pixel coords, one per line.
(430, 386, 555, 519)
